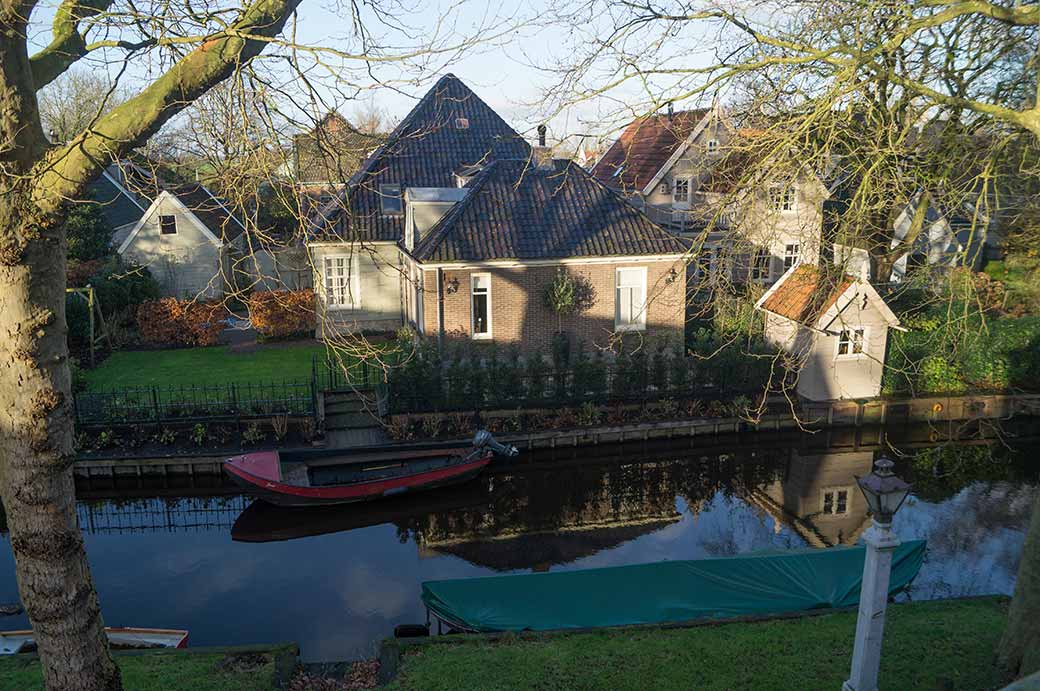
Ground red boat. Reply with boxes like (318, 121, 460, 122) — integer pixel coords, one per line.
(224, 431, 517, 507)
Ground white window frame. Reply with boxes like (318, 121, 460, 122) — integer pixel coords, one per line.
(783, 243, 801, 270)
(750, 248, 771, 283)
(323, 255, 361, 311)
(470, 273, 492, 340)
(821, 487, 853, 516)
(835, 327, 868, 359)
(706, 138, 719, 155)
(769, 184, 796, 213)
(159, 215, 177, 235)
(673, 177, 690, 204)
(615, 266, 647, 332)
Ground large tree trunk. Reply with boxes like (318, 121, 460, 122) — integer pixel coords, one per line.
(999, 492, 1040, 680)
(0, 20, 121, 691)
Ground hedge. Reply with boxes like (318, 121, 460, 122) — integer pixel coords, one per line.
(246, 289, 315, 339)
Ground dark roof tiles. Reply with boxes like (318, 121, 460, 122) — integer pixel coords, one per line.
(412, 158, 690, 262)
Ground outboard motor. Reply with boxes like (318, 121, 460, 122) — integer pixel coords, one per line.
(473, 430, 519, 457)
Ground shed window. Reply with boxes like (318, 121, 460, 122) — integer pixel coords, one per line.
(379, 184, 402, 215)
(673, 178, 690, 203)
(323, 255, 361, 309)
(471, 273, 491, 339)
(615, 267, 647, 331)
(784, 243, 801, 270)
(822, 488, 850, 515)
(836, 328, 866, 357)
(159, 215, 177, 235)
(706, 139, 719, 154)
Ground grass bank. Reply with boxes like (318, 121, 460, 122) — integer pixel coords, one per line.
(0, 645, 295, 690)
(83, 342, 327, 390)
(387, 597, 1008, 691)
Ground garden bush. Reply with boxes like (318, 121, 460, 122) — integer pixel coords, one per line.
(247, 289, 316, 339)
(137, 298, 225, 346)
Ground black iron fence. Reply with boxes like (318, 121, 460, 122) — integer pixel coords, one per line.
(74, 379, 317, 427)
(386, 352, 772, 415)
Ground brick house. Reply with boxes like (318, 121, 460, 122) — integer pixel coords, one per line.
(309, 74, 689, 349)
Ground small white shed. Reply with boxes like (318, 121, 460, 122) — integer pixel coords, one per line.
(755, 265, 902, 401)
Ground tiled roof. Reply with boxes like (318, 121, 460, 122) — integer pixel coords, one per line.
(758, 265, 854, 324)
(591, 110, 707, 192)
(87, 171, 146, 230)
(319, 74, 530, 242)
(411, 158, 690, 262)
(293, 112, 381, 184)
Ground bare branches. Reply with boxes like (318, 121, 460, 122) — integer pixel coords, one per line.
(29, 0, 116, 89)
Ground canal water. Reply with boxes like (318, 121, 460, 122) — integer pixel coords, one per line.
(1, 423, 1038, 662)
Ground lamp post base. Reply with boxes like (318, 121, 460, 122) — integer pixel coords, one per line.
(843, 520, 901, 691)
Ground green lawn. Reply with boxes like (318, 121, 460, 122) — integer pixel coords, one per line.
(83, 342, 328, 390)
(388, 597, 1009, 691)
(0, 649, 280, 691)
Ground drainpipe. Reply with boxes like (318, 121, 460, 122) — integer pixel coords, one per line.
(437, 267, 446, 351)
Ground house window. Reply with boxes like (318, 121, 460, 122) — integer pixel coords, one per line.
(822, 488, 851, 516)
(658, 182, 670, 195)
(783, 243, 801, 270)
(455, 117, 469, 130)
(673, 178, 690, 203)
(615, 267, 647, 331)
(706, 139, 719, 154)
(769, 185, 796, 212)
(836, 328, 866, 357)
(750, 249, 770, 281)
(471, 273, 491, 339)
(379, 184, 402, 215)
(323, 255, 361, 310)
(159, 215, 177, 235)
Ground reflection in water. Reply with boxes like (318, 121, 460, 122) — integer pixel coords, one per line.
(0, 426, 1036, 661)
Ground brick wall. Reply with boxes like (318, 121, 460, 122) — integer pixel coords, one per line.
(421, 260, 686, 351)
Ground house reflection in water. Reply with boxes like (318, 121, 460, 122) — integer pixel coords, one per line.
(746, 450, 876, 548)
(401, 448, 791, 571)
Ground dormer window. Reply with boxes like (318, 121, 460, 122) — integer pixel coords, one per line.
(454, 117, 469, 130)
(379, 184, 402, 215)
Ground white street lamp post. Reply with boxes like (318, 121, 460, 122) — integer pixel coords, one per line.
(842, 457, 911, 691)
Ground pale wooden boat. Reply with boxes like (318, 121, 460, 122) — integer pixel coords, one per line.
(0, 627, 189, 655)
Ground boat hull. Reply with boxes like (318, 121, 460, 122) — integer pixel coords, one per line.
(224, 451, 492, 507)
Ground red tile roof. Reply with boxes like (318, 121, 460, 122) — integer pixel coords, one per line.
(759, 265, 854, 325)
(591, 110, 708, 192)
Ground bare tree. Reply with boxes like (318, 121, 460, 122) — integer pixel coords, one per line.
(0, 1, 520, 688)
(540, 0, 1038, 678)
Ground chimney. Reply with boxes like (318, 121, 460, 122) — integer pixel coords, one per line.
(667, 102, 674, 119)
(533, 124, 553, 170)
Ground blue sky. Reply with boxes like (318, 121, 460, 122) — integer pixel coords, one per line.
(29, 0, 721, 145)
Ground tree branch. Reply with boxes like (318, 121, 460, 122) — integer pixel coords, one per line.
(29, 0, 115, 89)
(33, 0, 303, 213)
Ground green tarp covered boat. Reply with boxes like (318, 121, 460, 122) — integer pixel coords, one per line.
(421, 540, 927, 633)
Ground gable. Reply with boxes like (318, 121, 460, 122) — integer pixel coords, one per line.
(591, 110, 707, 193)
(118, 192, 223, 254)
(319, 74, 530, 243)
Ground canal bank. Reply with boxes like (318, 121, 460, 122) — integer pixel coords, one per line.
(71, 392, 1040, 478)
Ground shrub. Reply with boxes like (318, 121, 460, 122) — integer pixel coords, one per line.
(137, 297, 225, 346)
(247, 289, 316, 339)
(919, 355, 966, 394)
(63, 202, 113, 261)
(89, 259, 161, 315)
(67, 259, 106, 288)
